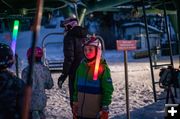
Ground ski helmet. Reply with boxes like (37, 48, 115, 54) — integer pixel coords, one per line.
(60, 16, 78, 31)
(27, 47, 43, 60)
(83, 35, 103, 61)
(83, 35, 102, 50)
(0, 43, 14, 70)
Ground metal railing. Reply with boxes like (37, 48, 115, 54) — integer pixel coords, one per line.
(41, 32, 64, 71)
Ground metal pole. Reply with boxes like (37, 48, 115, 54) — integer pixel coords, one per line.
(15, 54, 19, 78)
(163, 0, 174, 67)
(163, 0, 177, 98)
(77, 5, 87, 26)
(142, 0, 157, 102)
(124, 50, 130, 119)
(172, 0, 180, 68)
(73, 3, 79, 22)
(22, 0, 43, 119)
(177, 9, 180, 99)
(177, 10, 180, 68)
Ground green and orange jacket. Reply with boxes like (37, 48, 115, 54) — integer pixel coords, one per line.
(73, 58, 114, 118)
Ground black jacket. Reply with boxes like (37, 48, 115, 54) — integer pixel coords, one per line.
(62, 26, 87, 77)
(0, 70, 25, 119)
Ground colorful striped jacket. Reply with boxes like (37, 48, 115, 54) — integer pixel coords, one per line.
(73, 59, 114, 118)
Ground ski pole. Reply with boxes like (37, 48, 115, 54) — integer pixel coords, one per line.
(15, 54, 19, 78)
(22, 0, 43, 119)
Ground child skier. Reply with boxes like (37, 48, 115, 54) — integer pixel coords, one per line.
(22, 47, 54, 119)
(0, 43, 25, 119)
(72, 35, 114, 119)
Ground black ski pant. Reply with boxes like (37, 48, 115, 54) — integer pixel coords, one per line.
(68, 74, 75, 108)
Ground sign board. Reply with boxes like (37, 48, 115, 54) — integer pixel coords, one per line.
(116, 40, 137, 51)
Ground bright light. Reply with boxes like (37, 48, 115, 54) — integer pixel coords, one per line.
(14, 26, 19, 30)
(93, 44, 102, 80)
(11, 20, 20, 55)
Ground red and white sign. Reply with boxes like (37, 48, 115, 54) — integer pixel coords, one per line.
(116, 40, 137, 51)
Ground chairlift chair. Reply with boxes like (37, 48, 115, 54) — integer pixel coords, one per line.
(41, 32, 64, 72)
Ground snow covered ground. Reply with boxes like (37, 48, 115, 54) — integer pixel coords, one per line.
(44, 53, 180, 119)
(0, 25, 180, 119)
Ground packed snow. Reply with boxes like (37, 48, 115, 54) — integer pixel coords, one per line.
(44, 53, 180, 119)
(0, 24, 180, 119)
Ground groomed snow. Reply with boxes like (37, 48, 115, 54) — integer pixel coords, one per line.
(0, 24, 180, 119)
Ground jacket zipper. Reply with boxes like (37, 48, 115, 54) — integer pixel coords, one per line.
(80, 66, 89, 117)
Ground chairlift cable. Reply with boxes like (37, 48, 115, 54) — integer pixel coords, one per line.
(1, 0, 13, 9)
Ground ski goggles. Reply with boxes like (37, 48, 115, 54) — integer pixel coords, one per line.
(84, 46, 96, 53)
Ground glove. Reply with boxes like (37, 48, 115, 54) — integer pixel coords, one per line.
(58, 73, 67, 89)
(72, 102, 78, 118)
(100, 111, 108, 119)
(98, 106, 109, 119)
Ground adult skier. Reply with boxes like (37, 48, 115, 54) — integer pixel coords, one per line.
(57, 16, 88, 115)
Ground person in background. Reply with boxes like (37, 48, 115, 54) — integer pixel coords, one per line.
(22, 47, 54, 119)
(57, 16, 88, 114)
(72, 35, 114, 119)
(0, 43, 25, 119)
